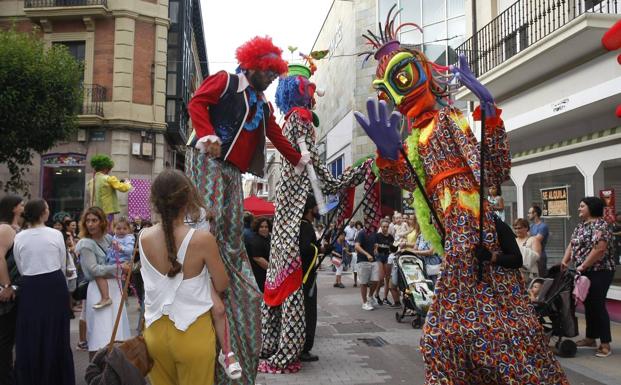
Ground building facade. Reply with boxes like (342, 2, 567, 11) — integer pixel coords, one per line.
(0, 0, 208, 220)
(456, 0, 621, 299)
(272, 0, 468, 216)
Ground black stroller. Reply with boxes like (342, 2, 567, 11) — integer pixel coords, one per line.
(394, 255, 434, 328)
(531, 265, 579, 357)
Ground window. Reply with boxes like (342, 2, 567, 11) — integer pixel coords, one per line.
(379, 1, 466, 66)
(54, 41, 85, 62)
(329, 155, 344, 177)
(167, 73, 177, 96)
(53, 41, 85, 81)
(169, 1, 179, 24)
(166, 99, 176, 122)
(422, 0, 445, 25)
(378, 0, 398, 24)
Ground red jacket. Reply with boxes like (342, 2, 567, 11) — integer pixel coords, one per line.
(188, 71, 302, 176)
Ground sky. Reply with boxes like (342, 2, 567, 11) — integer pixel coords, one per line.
(200, 0, 335, 104)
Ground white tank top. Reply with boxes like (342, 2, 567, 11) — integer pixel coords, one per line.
(140, 228, 213, 331)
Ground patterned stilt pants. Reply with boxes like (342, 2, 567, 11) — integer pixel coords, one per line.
(187, 151, 262, 385)
(259, 289, 306, 373)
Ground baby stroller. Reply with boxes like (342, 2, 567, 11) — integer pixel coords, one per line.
(394, 255, 434, 328)
(530, 265, 579, 357)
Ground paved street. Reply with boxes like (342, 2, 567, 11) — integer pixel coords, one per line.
(72, 263, 621, 384)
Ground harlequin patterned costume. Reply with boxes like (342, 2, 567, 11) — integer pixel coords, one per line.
(259, 63, 372, 373)
(186, 37, 308, 385)
(354, 7, 568, 384)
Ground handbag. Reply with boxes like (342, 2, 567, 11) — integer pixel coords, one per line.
(331, 256, 342, 267)
(93, 240, 153, 379)
(73, 280, 88, 301)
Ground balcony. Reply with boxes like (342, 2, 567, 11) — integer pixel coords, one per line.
(79, 84, 106, 125)
(455, 0, 620, 101)
(24, 0, 108, 19)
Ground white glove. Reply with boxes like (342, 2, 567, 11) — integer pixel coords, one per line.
(294, 151, 311, 175)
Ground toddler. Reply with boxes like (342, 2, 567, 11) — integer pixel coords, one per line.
(186, 208, 242, 379)
(529, 279, 543, 302)
(93, 217, 135, 309)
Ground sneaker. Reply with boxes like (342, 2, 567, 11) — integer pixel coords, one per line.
(353, 283, 358, 287)
(76, 341, 89, 351)
(383, 298, 393, 306)
(374, 296, 384, 306)
(333, 283, 339, 287)
(390, 302, 402, 309)
(362, 302, 374, 311)
(337, 283, 345, 288)
(93, 298, 113, 309)
(368, 297, 376, 306)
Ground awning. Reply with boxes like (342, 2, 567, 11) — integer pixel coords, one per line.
(243, 195, 275, 217)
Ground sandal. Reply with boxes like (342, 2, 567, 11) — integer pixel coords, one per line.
(596, 345, 612, 358)
(218, 351, 242, 380)
(576, 338, 597, 348)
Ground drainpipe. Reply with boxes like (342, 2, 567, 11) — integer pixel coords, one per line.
(471, 0, 479, 76)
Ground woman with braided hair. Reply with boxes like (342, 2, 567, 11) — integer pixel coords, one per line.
(140, 170, 231, 385)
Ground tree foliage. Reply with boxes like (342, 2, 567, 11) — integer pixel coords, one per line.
(0, 28, 83, 193)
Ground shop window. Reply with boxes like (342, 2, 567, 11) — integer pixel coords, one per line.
(522, 167, 585, 267)
(41, 154, 86, 221)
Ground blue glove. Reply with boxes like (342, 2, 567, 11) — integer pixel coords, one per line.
(354, 98, 403, 160)
(451, 55, 496, 118)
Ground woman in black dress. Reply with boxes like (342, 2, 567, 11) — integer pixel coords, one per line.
(13, 199, 75, 385)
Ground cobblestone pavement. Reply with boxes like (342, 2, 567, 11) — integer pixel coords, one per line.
(73, 264, 621, 384)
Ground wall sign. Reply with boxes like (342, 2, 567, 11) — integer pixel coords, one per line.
(541, 186, 569, 217)
(90, 130, 105, 142)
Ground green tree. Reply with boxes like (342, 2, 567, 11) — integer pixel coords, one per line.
(0, 28, 82, 193)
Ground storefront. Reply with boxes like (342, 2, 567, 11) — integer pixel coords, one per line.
(510, 137, 621, 300)
(40, 153, 86, 221)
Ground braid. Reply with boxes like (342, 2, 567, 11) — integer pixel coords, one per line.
(150, 169, 206, 277)
(163, 208, 182, 277)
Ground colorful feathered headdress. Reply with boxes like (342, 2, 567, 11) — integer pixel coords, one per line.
(236, 36, 289, 74)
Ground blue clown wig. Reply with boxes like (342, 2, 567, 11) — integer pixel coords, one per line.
(275, 75, 312, 114)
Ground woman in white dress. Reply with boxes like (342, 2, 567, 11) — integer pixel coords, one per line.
(75, 206, 131, 359)
(513, 218, 542, 281)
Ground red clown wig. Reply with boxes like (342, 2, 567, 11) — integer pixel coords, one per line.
(235, 36, 288, 75)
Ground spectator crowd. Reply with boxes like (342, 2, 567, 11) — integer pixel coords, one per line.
(1, 183, 620, 385)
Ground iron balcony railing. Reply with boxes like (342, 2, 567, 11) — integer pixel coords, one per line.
(81, 84, 106, 117)
(455, 0, 619, 76)
(24, 0, 107, 8)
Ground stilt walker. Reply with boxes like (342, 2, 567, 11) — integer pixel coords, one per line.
(259, 60, 373, 373)
(186, 36, 310, 385)
(354, 6, 569, 384)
